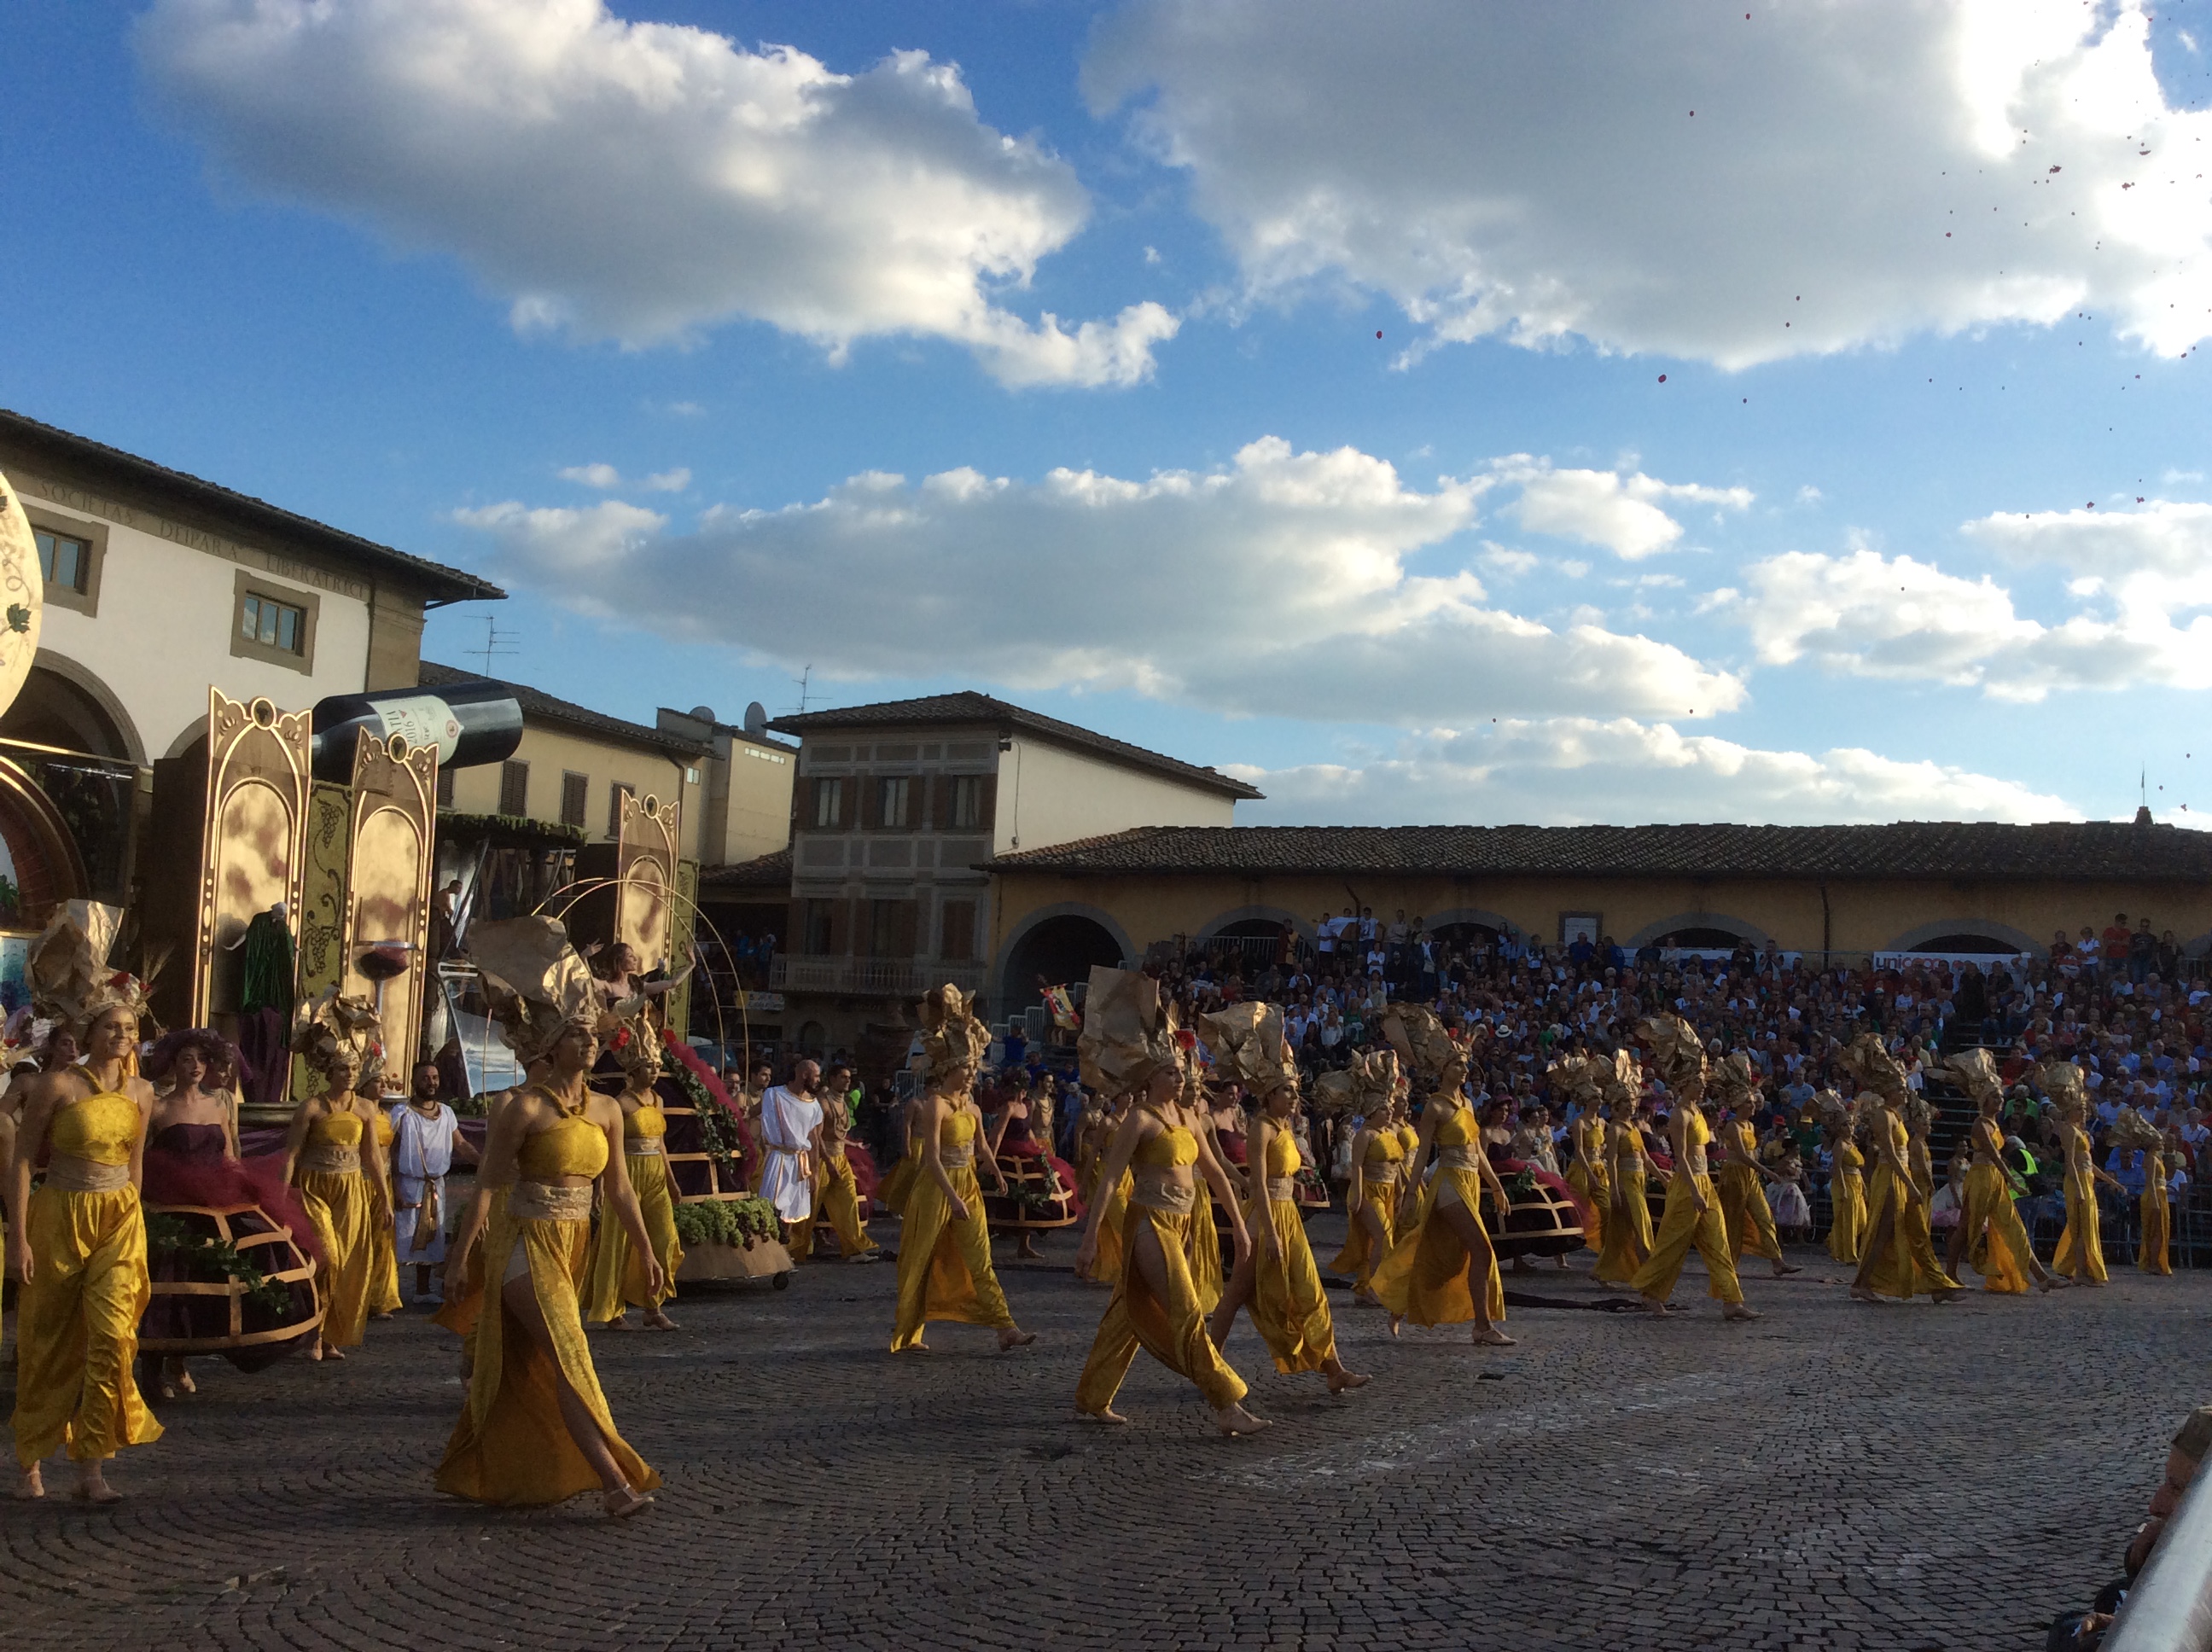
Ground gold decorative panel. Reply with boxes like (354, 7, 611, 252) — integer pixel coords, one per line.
(194, 689, 310, 1026)
(341, 729, 437, 1085)
(0, 472, 44, 723)
(616, 789, 679, 971)
(296, 782, 352, 1003)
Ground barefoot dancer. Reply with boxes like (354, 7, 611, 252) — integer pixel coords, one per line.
(1074, 968, 1266, 1434)
(1203, 1004, 1368, 1396)
(1942, 1050, 2062, 1294)
(1326, 1065, 1407, 1303)
(1371, 1006, 1517, 1348)
(2042, 1062, 2121, 1287)
(8, 905, 162, 1503)
(888, 986, 1032, 1354)
(438, 918, 662, 1517)
(1594, 1059, 1661, 1286)
(1710, 1054, 1801, 1281)
(1842, 1036, 1963, 1306)
(282, 993, 393, 1361)
(1628, 1016, 1759, 1323)
(582, 1016, 686, 1332)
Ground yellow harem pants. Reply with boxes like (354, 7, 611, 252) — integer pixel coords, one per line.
(581, 1153, 684, 1320)
(1717, 1163, 1783, 1264)
(2141, 1184, 2172, 1277)
(796, 1152, 876, 1259)
(1076, 1202, 1248, 1412)
(1245, 1195, 1338, 1375)
(13, 1184, 162, 1467)
(1959, 1162, 2032, 1294)
(1629, 1171, 1743, 1304)
(890, 1164, 1014, 1351)
(2052, 1169, 2109, 1283)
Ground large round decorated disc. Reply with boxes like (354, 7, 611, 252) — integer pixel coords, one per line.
(0, 473, 43, 722)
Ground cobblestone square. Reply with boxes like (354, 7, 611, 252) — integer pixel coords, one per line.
(4, 1218, 2203, 1651)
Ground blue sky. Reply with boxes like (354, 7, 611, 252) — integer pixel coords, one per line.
(9, 1, 2212, 826)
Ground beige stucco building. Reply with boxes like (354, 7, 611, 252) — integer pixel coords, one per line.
(0, 408, 500, 916)
(764, 691, 1260, 1056)
(983, 818, 2212, 1002)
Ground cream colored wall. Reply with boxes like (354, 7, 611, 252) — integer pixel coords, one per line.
(993, 735, 1237, 856)
(722, 739, 795, 862)
(990, 868, 2212, 965)
(445, 721, 701, 858)
(20, 489, 375, 760)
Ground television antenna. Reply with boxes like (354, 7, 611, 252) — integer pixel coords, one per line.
(472, 615, 519, 676)
(787, 664, 813, 714)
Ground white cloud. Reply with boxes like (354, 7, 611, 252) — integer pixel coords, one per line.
(1233, 720, 2080, 828)
(1497, 457, 1751, 558)
(1733, 531, 2212, 701)
(1086, 0, 2212, 366)
(137, 0, 1177, 387)
(561, 462, 690, 492)
(457, 436, 1745, 724)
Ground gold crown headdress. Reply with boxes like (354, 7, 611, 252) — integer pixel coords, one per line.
(1943, 1048, 2004, 1111)
(1380, 1003, 1465, 1087)
(467, 916, 608, 1065)
(1838, 1032, 1908, 1107)
(2036, 1059, 2088, 1117)
(605, 1010, 664, 1079)
(30, 900, 161, 1032)
(1200, 1002, 1297, 1102)
(919, 983, 990, 1083)
(1077, 966, 1183, 1096)
(1707, 1050, 1759, 1110)
(1602, 1049, 1643, 1111)
(2109, 1105, 2163, 1149)
(1546, 1053, 1606, 1113)
(290, 988, 385, 1085)
(1639, 1013, 1708, 1092)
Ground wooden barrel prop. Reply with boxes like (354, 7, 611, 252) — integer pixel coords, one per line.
(139, 1202, 322, 1370)
(1486, 1173, 1587, 1259)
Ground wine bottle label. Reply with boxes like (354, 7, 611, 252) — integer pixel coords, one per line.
(370, 695, 463, 764)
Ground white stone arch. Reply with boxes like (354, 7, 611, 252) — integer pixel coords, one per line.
(1421, 905, 1528, 942)
(17, 649, 146, 766)
(1881, 918, 2044, 957)
(1622, 910, 1774, 950)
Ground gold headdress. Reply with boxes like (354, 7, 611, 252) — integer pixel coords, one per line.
(30, 899, 160, 1032)
(1903, 1093, 1933, 1132)
(1077, 966, 1182, 1096)
(1546, 1053, 1606, 1114)
(1838, 1032, 1908, 1107)
(1639, 1013, 1708, 1093)
(1707, 1050, 1759, 1111)
(919, 983, 989, 1083)
(2036, 1059, 2088, 1118)
(1943, 1048, 2004, 1111)
(467, 916, 608, 1065)
(1200, 1002, 1297, 1101)
(1602, 1049, 1643, 1112)
(1379, 1003, 1465, 1088)
(290, 988, 385, 1085)
(1310, 1046, 1398, 1119)
(2109, 1105, 2163, 1150)
(605, 1010, 664, 1079)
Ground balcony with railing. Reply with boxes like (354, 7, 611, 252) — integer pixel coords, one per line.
(769, 954, 987, 997)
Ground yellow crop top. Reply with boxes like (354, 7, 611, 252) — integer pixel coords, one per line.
(1684, 1109, 1713, 1152)
(1264, 1127, 1301, 1178)
(1395, 1124, 1420, 1156)
(307, 1111, 364, 1149)
(626, 1103, 667, 1142)
(518, 1114, 608, 1181)
(50, 1089, 141, 1166)
(941, 1110, 978, 1149)
(373, 1110, 395, 1148)
(1432, 1105, 1476, 1149)
(1365, 1131, 1405, 1164)
(1837, 1140, 1865, 1172)
(1134, 1126, 1198, 1168)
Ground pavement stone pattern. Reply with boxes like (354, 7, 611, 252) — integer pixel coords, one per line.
(2, 1210, 2201, 1651)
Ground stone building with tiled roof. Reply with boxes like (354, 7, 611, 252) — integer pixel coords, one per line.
(978, 817, 2212, 1018)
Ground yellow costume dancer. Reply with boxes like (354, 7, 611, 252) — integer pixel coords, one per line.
(1827, 1131, 1868, 1264)
(2037, 1063, 2116, 1285)
(1594, 1104, 1656, 1285)
(1860, 1096, 1962, 1300)
(1565, 1111, 1609, 1252)
(1073, 966, 1261, 1432)
(366, 1106, 404, 1317)
(1201, 1003, 1365, 1393)
(890, 986, 1028, 1354)
(2107, 1107, 2170, 1277)
(1942, 1051, 2043, 1294)
(1328, 1118, 1405, 1290)
(7, 905, 163, 1499)
(1627, 1017, 1753, 1318)
(284, 992, 391, 1356)
(1370, 1007, 1512, 1341)
(1716, 1115, 1790, 1271)
(1082, 1159, 1135, 1285)
(582, 1025, 685, 1326)
(437, 916, 664, 1515)
(808, 1146, 876, 1259)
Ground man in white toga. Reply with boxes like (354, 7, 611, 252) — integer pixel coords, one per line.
(759, 1059, 827, 1248)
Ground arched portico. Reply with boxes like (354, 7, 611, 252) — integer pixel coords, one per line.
(1623, 912, 1774, 950)
(1198, 905, 1313, 941)
(2, 653, 145, 766)
(991, 901, 1135, 1018)
(1880, 919, 2043, 957)
(1422, 906, 1527, 942)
